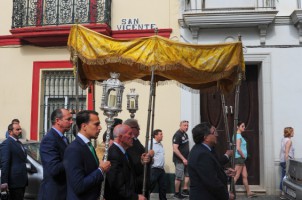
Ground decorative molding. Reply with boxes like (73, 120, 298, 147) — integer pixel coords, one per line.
(9, 24, 111, 47)
(182, 10, 278, 28)
(111, 28, 172, 39)
(274, 16, 292, 25)
(0, 35, 22, 46)
(258, 24, 268, 45)
(290, 10, 302, 44)
(0, 25, 172, 47)
(182, 10, 278, 45)
(190, 27, 199, 41)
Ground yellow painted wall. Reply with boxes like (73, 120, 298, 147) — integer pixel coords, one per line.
(111, 0, 180, 39)
(0, 46, 70, 139)
(0, 1, 12, 35)
(0, 0, 181, 174)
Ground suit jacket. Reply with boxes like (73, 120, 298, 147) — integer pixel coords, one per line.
(105, 143, 138, 200)
(39, 128, 68, 200)
(0, 137, 28, 189)
(188, 143, 229, 200)
(64, 136, 104, 200)
(212, 147, 230, 166)
(127, 138, 145, 193)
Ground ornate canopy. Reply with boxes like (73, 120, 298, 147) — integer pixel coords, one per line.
(68, 25, 245, 93)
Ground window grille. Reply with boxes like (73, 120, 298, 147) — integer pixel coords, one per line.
(40, 70, 86, 141)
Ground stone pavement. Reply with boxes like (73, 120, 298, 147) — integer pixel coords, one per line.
(150, 193, 280, 200)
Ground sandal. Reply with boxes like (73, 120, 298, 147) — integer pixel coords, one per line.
(247, 193, 257, 198)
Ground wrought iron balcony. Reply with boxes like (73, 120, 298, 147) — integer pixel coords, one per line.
(12, 0, 111, 28)
(185, 0, 276, 11)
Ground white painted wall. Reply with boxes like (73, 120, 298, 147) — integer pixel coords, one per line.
(179, 0, 302, 194)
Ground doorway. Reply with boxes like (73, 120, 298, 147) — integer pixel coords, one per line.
(200, 65, 260, 184)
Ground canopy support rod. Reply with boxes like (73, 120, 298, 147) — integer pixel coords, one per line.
(231, 74, 242, 199)
(150, 83, 156, 150)
(143, 67, 155, 197)
(221, 93, 236, 196)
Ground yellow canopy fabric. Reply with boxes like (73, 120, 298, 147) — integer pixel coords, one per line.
(68, 25, 245, 93)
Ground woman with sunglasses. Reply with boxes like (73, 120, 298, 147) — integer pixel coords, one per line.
(234, 121, 256, 198)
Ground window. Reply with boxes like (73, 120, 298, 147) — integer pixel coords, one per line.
(40, 70, 86, 140)
(31, 61, 94, 141)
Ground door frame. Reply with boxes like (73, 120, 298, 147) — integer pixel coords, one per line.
(181, 53, 275, 194)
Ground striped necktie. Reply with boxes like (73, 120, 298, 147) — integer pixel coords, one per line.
(62, 135, 69, 145)
(87, 142, 99, 165)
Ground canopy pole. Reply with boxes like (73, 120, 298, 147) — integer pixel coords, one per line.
(231, 73, 242, 199)
(150, 83, 156, 150)
(221, 93, 236, 196)
(74, 20, 80, 116)
(146, 79, 157, 199)
(143, 67, 155, 197)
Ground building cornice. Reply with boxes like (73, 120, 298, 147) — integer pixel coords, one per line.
(0, 35, 22, 46)
(0, 24, 172, 47)
(290, 10, 302, 44)
(9, 24, 111, 47)
(180, 10, 278, 44)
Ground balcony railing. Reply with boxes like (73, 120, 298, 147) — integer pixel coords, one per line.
(12, 0, 111, 28)
(185, 0, 276, 11)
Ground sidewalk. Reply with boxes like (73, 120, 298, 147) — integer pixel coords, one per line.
(150, 193, 280, 200)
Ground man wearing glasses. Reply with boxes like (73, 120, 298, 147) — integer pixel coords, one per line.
(188, 122, 235, 200)
(172, 120, 190, 199)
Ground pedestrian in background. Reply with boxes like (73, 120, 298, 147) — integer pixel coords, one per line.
(1, 123, 28, 200)
(279, 127, 295, 199)
(5, 119, 21, 138)
(233, 121, 256, 198)
(39, 108, 73, 200)
(172, 120, 190, 199)
(150, 129, 167, 200)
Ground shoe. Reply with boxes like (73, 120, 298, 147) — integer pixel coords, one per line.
(247, 192, 257, 198)
(173, 193, 186, 199)
(181, 189, 190, 197)
(279, 195, 287, 199)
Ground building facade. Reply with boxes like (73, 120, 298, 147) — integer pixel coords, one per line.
(179, 0, 302, 195)
(1, 0, 301, 195)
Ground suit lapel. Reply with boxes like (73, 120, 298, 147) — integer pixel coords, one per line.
(8, 137, 27, 160)
(50, 128, 68, 148)
(113, 144, 132, 169)
(76, 136, 99, 168)
(200, 144, 226, 175)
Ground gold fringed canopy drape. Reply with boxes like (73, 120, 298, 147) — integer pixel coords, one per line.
(68, 25, 245, 93)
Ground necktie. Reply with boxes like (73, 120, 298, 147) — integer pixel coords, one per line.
(125, 152, 129, 161)
(88, 142, 99, 165)
(62, 135, 69, 145)
(16, 139, 26, 153)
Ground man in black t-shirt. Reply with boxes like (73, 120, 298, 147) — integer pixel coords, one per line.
(172, 120, 190, 199)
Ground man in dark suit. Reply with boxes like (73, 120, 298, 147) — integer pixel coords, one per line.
(64, 110, 111, 200)
(123, 119, 146, 194)
(188, 123, 235, 200)
(105, 124, 148, 200)
(0, 123, 28, 200)
(39, 108, 73, 200)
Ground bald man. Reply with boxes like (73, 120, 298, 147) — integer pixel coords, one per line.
(105, 124, 149, 200)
